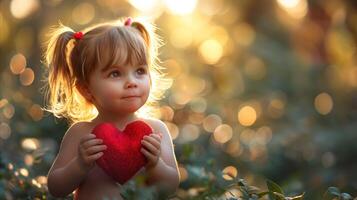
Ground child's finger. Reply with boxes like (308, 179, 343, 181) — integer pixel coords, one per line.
(141, 140, 160, 156)
(87, 152, 103, 162)
(80, 134, 96, 144)
(151, 133, 162, 142)
(82, 138, 103, 149)
(86, 145, 107, 155)
(141, 148, 157, 162)
(143, 135, 160, 149)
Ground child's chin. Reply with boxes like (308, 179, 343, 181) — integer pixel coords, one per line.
(118, 104, 142, 113)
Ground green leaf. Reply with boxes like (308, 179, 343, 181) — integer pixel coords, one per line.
(327, 187, 341, 196)
(267, 180, 284, 194)
(257, 191, 270, 198)
(341, 193, 353, 200)
(272, 192, 286, 200)
(267, 179, 284, 200)
(237, 179, 248, 187)
(289, 193, 305, 200)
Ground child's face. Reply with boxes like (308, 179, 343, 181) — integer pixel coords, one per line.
(86, 63, 150, 115)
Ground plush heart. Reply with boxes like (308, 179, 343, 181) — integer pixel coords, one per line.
(92, 120, 153, 184)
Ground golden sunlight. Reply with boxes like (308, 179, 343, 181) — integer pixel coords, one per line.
(199, 39, 223, 65)
(277, 0, 308, 19)
(129, 0, 160, 13)
(238, 106, 257, 126)
(10, 0, 39, 19)
(164, 0, 197, 15)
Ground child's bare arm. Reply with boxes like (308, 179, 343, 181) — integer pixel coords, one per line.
(143, 119, 180, 194)
(47, 122, 106, 197)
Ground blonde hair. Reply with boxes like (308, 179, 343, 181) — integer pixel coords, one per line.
(41, 18, 171, 125)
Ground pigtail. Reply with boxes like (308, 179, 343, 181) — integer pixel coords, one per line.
(131, 22, 150, 47)
(43, 24, 76, 122)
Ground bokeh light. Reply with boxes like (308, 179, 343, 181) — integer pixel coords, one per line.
(163, 59, 183, 78)
(256, 126, 273, 145)
(36, 176, 47, 185)
(314, 92, 333, 115)
(0, 123, 11, 140)
(277, 0, 308, 19)
(222, 166, 238, 180)
(233, 23, 255, 47)
(0, 0, 356, 198)
(163, 0, 197, 15)
(0, 99, 9, 108)
(21, 138, 40, 151)
(203, 114, 222, 132)
(159, 105, 174, 121)
(213, 124, 233, 144)
(238, 106, 257, 127)
(268, 98, 286, 119)
(129, 0, 161, 13)
(10, 0, 39, 19)
(170, 26, 193, 49)
(178, 165, 188, 182)
(189, 97, 207, 113)
(19, 168, 29, 177)
(24, 154, 34, 166)
(199, 39, 223, 65)
(3, 104, 15, 119)
(72, 3, 95, 25)
(225, 141, 242, 157)
(240, 128, 255, 146)
(179, 124, 200, 142)
(19, 68, 35, 86)
(28, 104, 44, 121)
(165, 121, 179, 140)
(10, 53, 26, 75)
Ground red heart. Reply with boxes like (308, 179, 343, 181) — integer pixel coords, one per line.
(92, 120, 153, 184)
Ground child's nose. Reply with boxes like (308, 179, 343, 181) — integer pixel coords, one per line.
(125, 76, 138, 89)
(126, 82, 137, 88)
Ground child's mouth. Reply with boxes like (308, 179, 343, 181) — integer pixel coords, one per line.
(121, 95, 140, 99)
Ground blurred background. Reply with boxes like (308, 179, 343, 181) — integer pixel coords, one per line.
(0, 0, 357, 199)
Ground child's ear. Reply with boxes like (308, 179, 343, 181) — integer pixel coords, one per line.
(76, 83, 94, 103)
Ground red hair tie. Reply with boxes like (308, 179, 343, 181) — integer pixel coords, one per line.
(124, 17, 132, 26)
(73, 31, 83, 40)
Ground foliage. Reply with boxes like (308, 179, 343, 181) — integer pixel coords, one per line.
(1, 0, 357, 199)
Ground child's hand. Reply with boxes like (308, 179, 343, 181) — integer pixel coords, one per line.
(141, 133, 162, 169)
(78, 134, 107, 170)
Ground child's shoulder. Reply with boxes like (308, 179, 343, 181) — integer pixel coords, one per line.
(139, 117, 167, 131)
(62, 121, 95, 141)
(140, 117, 173, 142)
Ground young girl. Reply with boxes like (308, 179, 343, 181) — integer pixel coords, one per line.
(43, 17, 180, 199)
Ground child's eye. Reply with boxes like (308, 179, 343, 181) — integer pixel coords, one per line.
(136, 68, 147, 75)
(109, 70, 121, 78)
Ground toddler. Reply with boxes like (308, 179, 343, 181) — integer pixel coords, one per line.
(43, 17, 180, 199)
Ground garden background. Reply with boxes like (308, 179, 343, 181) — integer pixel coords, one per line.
(0, 0, 356, 199)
